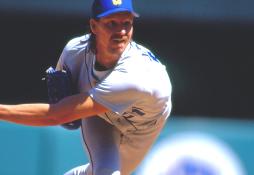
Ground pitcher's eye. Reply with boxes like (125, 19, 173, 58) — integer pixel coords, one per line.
(123, 21, 132, 28)
(106, 21, 117, 29)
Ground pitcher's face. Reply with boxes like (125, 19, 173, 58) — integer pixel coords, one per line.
(90, 12, 134, 56)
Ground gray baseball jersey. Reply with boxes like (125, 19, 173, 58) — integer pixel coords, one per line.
(56, 34, 171, 132)
(57, 34, 172, 175)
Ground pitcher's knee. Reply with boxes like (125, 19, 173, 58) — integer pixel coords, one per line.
(93, 167, 120, 175)
(64, 164, 89, 175)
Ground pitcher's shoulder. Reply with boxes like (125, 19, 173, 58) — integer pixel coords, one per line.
(64, 34, 90, 51)
(129, 41, 160, 63)
(130, 41, 151, 53)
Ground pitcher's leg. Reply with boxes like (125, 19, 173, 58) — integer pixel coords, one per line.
(64, 117, 165, 175)
(64, 164, 91, 175)
(120, 121, 166, 175)
(81, 117, 121, 175)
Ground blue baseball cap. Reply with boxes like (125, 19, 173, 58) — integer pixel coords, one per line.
(92, 0, 139, 19)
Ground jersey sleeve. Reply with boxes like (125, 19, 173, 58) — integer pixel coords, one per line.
(88, 71, 143, 115)
(56, 38, 79, 70)
(56, 34, 90, 70)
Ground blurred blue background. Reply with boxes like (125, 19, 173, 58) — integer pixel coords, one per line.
(0, 0, 254, 174)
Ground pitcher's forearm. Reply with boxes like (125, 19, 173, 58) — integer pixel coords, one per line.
(0, 94, 108, 126)
(0, 104, 58, 126)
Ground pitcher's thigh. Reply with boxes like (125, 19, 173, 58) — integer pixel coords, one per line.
(81, 117, 122, 175)
(120, 122, 165, 175)
(64, 164, 90, 175)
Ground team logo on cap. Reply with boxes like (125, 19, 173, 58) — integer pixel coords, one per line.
(112, 0, 122, 6)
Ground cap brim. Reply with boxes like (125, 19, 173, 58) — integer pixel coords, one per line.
(97, 8, 139, 18)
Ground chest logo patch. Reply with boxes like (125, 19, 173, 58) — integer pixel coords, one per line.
(112, 0, 122, 6)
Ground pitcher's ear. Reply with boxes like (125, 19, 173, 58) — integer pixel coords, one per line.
(90, 19, 97, 34)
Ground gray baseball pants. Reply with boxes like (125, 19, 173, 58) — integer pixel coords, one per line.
(64, 116, 166, 175)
